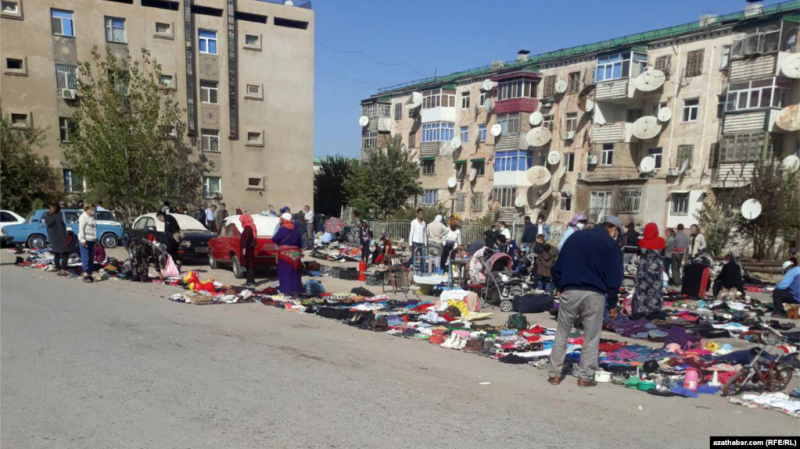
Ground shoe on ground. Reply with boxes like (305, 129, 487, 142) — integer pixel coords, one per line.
(578, 379, 597, 388)
(548, 377, 563, 386)
(83, 276, 94, 283)
(771, 312, 787, 319)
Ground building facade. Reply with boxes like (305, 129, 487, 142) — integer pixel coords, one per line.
(359, 0, 799, 232)
(1, 0, 314, 213)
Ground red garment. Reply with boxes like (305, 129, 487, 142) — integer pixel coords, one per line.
(239, 214, 257, 237)
(639, 223, 666, 250)
(598, 341, 626, 352)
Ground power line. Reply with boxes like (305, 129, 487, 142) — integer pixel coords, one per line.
(315, 63, 379, 87)
(315, 39, 430, 78)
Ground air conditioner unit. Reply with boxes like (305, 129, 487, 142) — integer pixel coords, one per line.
(577, 172, 588, 180)
(587, 155, 599, 165)
(564, 131, 575, 140)
(667, 167, 679, 176)
(61, 88, 77, 100)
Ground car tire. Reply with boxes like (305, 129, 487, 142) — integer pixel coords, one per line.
(208, 251, 218, 269)
(101, 233, 118, 248)
(231, 255, 244, 279)
(27, 234, 46, 249)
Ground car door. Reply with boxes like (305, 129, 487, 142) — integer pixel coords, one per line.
(218, 223, 236, 263)
(130, 217, 149, 241)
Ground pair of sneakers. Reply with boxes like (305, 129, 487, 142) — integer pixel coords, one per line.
(441, 334, 467, 350)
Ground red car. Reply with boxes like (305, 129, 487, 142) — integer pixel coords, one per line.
(208, 215, 281, 278)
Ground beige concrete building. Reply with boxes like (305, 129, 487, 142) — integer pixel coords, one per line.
(1, 0, 314, 213)
(360, 0, 799, 232)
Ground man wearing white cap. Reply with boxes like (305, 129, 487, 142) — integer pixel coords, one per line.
(772, 261, 799, 318)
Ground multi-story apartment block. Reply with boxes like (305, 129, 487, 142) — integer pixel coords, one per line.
(1, 0, 314, 213)
(359, 0, 799, 231)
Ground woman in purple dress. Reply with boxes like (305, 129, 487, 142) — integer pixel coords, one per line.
(272, 213, 304, 296)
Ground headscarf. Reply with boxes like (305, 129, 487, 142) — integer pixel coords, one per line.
(240, 214, 257, 236)
(280, 206, 291, 214)
(568, 213, 588, 231)
(235, 208, 243, 215)
(638, 223, 666, 250)
(434, 215, 443, 223)
(280, 212, 295, 230)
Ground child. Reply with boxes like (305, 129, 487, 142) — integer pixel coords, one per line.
(536, 244, 555, 294)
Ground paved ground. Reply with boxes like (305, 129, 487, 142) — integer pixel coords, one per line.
(2, 250, 799, 449)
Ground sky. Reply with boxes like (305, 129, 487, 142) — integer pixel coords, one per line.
(312, 0, 785, 158)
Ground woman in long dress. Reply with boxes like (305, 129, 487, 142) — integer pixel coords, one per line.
(632, 223, 666, 318)
(272, 213, 304, 296)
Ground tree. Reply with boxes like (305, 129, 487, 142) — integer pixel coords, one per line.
(65, 47, 207, 222)
(314, 155, 355, 217)
(0, 114, 63, 213)
(344, 136, 422, 219)
(695, 191, 736, 258)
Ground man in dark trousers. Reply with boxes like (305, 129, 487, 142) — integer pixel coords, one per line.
(548, 215, 624, 388)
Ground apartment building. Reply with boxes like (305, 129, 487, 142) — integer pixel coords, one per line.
(1, 0, 314, 213)
(359, 0, 799, 230)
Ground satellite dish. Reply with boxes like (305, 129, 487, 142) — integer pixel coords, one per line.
(780, 53, 800, 79)
(639, 156, 656, 173)
(450, 147, 462, 161)
(469, 168, 478, 181)
(657, 107, 672, 122)
(530, 111, 544, 126)
(558, 164, 568, 178)
(525, 127, 552, 147)
(526, 166, 551, 186)
(359, 116, 369, 127)
(447, 177, 457, 189)
(634, 67, 666, 92)
(632, 116, 662, 140)
(404, 92, 422, 109)
(775, 105, 800, 132)
(450, 137, 462, 150)
(284, 0, 293, 5)
(484, 99, 494, 113)
(554, 79, 568, 94)
(492, 201, 500, 213)
(481, 79, 493, 91)
(490, 124, 502, 137)
(782, 155, 800, 174)
(535, 188, 553, 207)
(547, 150, 561, 165)
(741, 199, 762, 220)
(679, 158, 689, 174)
(514, 196, 526, 208)
(562, 184, 573, 197)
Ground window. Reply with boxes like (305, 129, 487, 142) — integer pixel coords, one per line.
(394, 103, 402, 120)
(648, 147, 663, 169)
(479, 92, 486, 107)
(455, 162, 467, 179)
(454, 193, 466, 213)
(565, 113, 578, 133)
(421, 189, 438, 205)
(708, 142, 719, 169)
(478, 125, 487, 142)
(626, 109, 642, 123)
(654, 55, 671, 77)
(245, 34, 259, 46)
(247, 176, 264, 190)
(685, 50, 704, 77)
(203, 176, 221, 198)
(10, 113, 28, 127)
(542, 114, 553, 131)
(719, 45, 731, 71)
(274, 17, 309, 30)
(361, 103, 390, 118)
(245, 84, 262, 99)
(601, 143, 614, 166)
(494, 150, 533, 172)
(422, 89, 455, 109)
(105, 17, 126, 43)
(201, 129, 220, 152)
(63, 170, 84, 193)
(497, 113, 520, 136)
(542, 75, 556, 98)
(568, 72, 580, 94)
(682, 98, 699, 122)
(421, 159, 435, 175)
(677, 145, 693, 169)
(491, 187, 518, 208)
(155, 22, 171, 35)
(55, 64, 77, 89)
(565, 153, 575, 172)
(59, 117, 75, 142)
(725, 78, 789, 112)
(421, 122, 454, 143)
(595, 51, 646, 82)
(719, 132, 769, 163)
(498, 77, 536, 101)
(200, 81, 218, 104)
(650, 102, 667, 117)
(560, 193, 572, 211)
(408, 130, 417, 148)
(471, 192, 484, 212)
(6, 58, 22, 71)
(458, 126, 469, 144)
(198, 29, 217, 54)
(51, 10, 74, 37)
(618, 188, 642, 213)
(2, 1, 19, 14)
(671, 193, 689, 215)
(589, 191, 613, 222)
(159, 74, 173, 88)
(461, 92, 470, 109)
(362, 131, 377, 149)
(472, 160, 485, 177)
(246, 131, 263, 146)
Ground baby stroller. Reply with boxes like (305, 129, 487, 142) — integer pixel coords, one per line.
(480, 251, 529, 312)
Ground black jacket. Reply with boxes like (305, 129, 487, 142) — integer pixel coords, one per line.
(164, 214, 181, 236)
(45, 212, 68, 253)
(522, 223, 537, 244)
(717, 260, 745, 291)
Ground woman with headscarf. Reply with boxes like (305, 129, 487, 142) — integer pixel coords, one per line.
(240, 214, 258, 287)
(235, 208, 243, 215)
(272, 212, 304, 296)
(358, 220, 373, 265)
(441, 218, 462, 270)
(632, 223, 666, 318)
(557, 213, 587, 251)
(426, 215, 448, 272)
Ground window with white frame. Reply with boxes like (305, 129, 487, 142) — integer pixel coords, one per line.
(491, 187, 517, 208)
(244, 34, 260, 47)
(461, 92, 470, 109)
(725, 78, 789, 113)
(362, 131, 377, 149)
(203, 176, 221, 198)
(497, 113, 520, 136)
(479, 91, 486, 107)
(477, 125, 487, 142)
(421, 189, 438, 205)
(565, 152, 575, 172)
(55, 64, 77, 89)
(601, 143, 614, 166)
(51, 10, 74, 37)
(671, 193, 689, 215)
(565, 113, 578, 133)
(2, 1, 20, 14)
(200, 81, 218, 104)
(159, 74, 173, 88)
(648, 147, 663, 169)
(677, 145, 693, 169)
(595, 51, 647, 82)
(421, 122, 454, 143)
(460, 126, 468, 143)
(682, 98, 699, 122)
(105, 17, 126, 43)
(560, 193, 572, 211)
(247, 176, 264, 190)
(422, 89, 455, 109)
(377, 103, 391, 117)
(421, 159, 435, 175)
(494, 150, 532, 172)
(589, 191, 613, 222)
(542, 114, 553, 131)
(618, 188, 642, 213)
(63, 170, 85, 193)
(59, 117, 74, 142)
(497, 77, 536, 101)
(198, 29, 217, 54)
(245, 84, 262, 98)
(568, 72, 580, 94)
(6, 58, 23, 72)
(471, 192, 484, 212)
(155, 22, 171, 35)
(201, 129, 220, 152)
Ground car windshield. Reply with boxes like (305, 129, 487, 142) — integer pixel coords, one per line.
(26, 212, 36, 223)
(95, 211, 117, 221)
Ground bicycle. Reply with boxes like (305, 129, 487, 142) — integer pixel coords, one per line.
(722, 322, 796, 397)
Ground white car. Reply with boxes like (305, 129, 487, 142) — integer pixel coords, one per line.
(0, 210, 25, 236)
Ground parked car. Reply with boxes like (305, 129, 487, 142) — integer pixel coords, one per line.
(208, 215, 280, 278)
(2, 209, 124, 249)
(0, 210, 25, 237)
(126, 213, 215, 260)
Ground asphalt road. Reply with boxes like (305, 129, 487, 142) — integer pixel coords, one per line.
(2, 265, 798, 449)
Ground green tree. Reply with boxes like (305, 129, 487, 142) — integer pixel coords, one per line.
(695, 191, 736, 258)
(344, 136, 422, 219)
(314, 155, 355, 217)
(0, 114, 63, 213)
(65, 47, 207, 222)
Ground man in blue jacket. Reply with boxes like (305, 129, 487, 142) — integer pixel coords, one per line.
(771, 261, 800, 318)
(548, 215, 624, 388)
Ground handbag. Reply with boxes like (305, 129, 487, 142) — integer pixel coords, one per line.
(506, 313, 528, 330)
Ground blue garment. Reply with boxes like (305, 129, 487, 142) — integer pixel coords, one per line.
(776, 266, 800, 302)
(79, 241, 95, 275)
(558, 227, 575, 251)
(552, 227, 623, 310)
(522, 223, 537, 244)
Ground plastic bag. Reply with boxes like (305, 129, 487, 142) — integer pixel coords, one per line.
(162, 255, 180, 278)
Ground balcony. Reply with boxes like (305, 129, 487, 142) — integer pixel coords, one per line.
(590, 123, 625, 143)
(420, 88, 456, 123)
(492, 72, 541, 114)
(595, 79, 632, 102)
